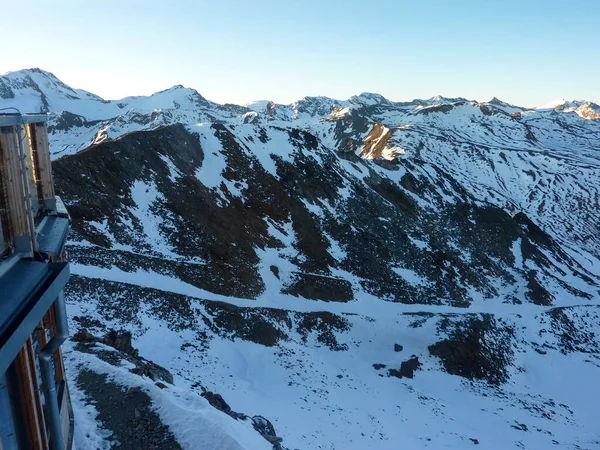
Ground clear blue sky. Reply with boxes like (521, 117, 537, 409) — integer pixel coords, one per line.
(1, 0, 598, 106)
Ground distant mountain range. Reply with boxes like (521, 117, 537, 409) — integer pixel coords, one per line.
(2, 68, 599, 157)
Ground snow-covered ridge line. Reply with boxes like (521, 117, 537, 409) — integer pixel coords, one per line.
(2, 68, 597, 120)
(2, 67, 598, 160)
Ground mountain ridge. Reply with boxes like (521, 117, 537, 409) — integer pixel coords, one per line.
(3, 67, 597, 117)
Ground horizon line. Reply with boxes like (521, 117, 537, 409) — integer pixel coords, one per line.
(2, 67, 597, 110)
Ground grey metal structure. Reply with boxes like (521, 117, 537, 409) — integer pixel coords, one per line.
(0, 114, 73, 450)
(0, 113, 50, 127)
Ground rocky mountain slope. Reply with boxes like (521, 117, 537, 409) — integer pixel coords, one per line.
(2, 68, 600, 449)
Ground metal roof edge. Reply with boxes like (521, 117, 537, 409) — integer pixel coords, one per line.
(0, 114, 49, 127)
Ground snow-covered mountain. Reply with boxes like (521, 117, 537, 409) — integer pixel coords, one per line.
(3, 68, 600, 450)
(0, 68, 248, 156)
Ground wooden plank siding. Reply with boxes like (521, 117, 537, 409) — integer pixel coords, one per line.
(48, 304, 66, 383)
(15, 339, 48, 450)
(28, 123, 55, 205)
(0, 127, 31, 244)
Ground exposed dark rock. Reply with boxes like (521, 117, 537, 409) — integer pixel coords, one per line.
(48, 111, 102, 133)
(72, 329, 96, 343)
(203, 301, 289, 347)
(479, 104, 492, 116)
(394, 344, 403, 352)
(295, 311, 350, 351)
(74, 330, 174, 385)
(270, 265, 280, 279)
(201, 391, 232, 415)
(66, 275, 352, 352)
(417, 104, 454, 115)
(199, 391, 284, 449)
(283, 272, 354, 302)
(388, 356, 420, 379)
(252, 416, 283, 450)
(77, 370, 182, 450)
(400, 172, 419, 194)
(103, 329, 138, 357)
(130, 362, 174, 385)
(72, 315, 105, 330)
(526, 270, 552, 306)
(544, 306, 600, 354)
(428, 315, 514, 385)
(364, 176, 417, 217)
(73, 337, 286, 448)
(511, 422, 529, 432)
(54, 124, 265, 299)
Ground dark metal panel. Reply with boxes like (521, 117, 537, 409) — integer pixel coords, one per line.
(0, 262, 70, 375)
(35, 217, 70, 257)
(0, 115, 49, 127)
(2, 363, 29, 449)
(0, 373, 19, 450)
(0, 261, 49, 326)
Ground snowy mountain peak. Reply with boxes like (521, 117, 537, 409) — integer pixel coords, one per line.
(568, 101, 600, 120)
(0, 67, 114, 115)
(427, 94, 468, 105)
(3, 67, 69, 87)
(536, 98, 570, 109)
(488, 96, 512, 106)
(0, 67, 94, 112)
(293, 95, 344, 117)
(349, 92, 390, 105)
(244, 100, 274, 112)
(149, 84, 210, 107)
(155, 84, 198, 95)
(534, 99, 600, 119)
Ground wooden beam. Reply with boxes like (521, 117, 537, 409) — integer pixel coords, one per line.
(47, 303, 66, 383)
(19, 126, 40, 220)
(0, 126, 34, 254)
(36, 319, 48, 349)
(0, 127, 29, 236)
(25, 337, 48, 450)
(27, 125, 44, 206)
(28, 123, 55, 210)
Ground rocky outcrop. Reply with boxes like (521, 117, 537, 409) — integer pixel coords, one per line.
(73, 329, 174, 384)
(388, 356, 421, 379)
(72, 329, 287, 449)
(77, 371, 183, 450)
(428, 315, 514, 385)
